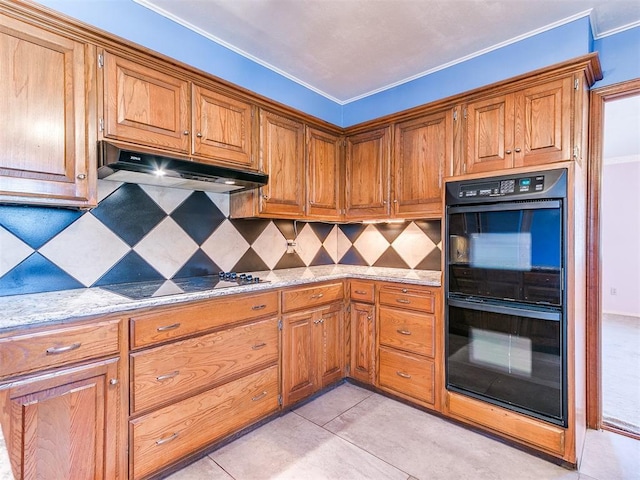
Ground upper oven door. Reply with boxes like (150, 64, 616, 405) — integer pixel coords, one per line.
(447, 200, 564, 306)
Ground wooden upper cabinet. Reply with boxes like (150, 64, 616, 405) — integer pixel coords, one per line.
(461, 75, 574, 175)
(515, 76, 573, 168)
(192, 84, 255, 168)
(0, 13, 96, 207)
(345, 127, 391, 220)
(393, 110, 452, 218)
(463, 93, 515, 174)
(258, 109, 305, 217)
(102, 51, 190, 152)
(306, 127, 342, 220)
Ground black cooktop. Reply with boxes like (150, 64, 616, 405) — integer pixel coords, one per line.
(100, 272, 268, 300)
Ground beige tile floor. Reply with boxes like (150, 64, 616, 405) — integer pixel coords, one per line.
(167, 383, 640, 480)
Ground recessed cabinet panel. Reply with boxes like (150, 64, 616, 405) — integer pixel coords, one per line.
(259, 110, 305, 217)
(3, 359, 120, 480)
(192, 85, 254, 168)
(103, 52, 189, 152)
(345, 127, 390, 219)
(0, 13, 96, 207)
(349, 302, 375, 384)
(464, 94, 514, 174)
(394, 111, 452, 218)
(307, 127, 342, 219)
(516, 77, 572, 167)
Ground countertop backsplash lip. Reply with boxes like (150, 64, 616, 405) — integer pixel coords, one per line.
(0, 266, 442, 333)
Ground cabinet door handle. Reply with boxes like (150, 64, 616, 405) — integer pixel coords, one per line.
(156, 371, 180, 382)
(367, 316, 372, 320)
(354, 290, 367, 295)
(251, 391, 268, 402)
(396, 298, 411, 304)
(76, 173, 86, 180)
(251, 304, 267, 310)
(397, 329, 412, 335)
(156, 432, 179, 445)
(183, 130, 189, 135)
(514, 147, 521, 153)
(109, 378, 119, 386)
(396, 371, 412, 379)
(401, 288, 409, 293)
(157, 323, 181, 332)
(310, 293, 324, 299)
(252, 342, 267, 350)
(46, 343, 81, 355)
(196, 132, 203, 137)
(506, 149, 512, 154)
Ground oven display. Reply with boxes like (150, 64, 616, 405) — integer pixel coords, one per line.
(460, 175, 545, 198)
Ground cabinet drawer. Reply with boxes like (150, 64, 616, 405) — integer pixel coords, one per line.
(350, 280, 375, 303)
(282, 282, 343, 313)
(379, 285, 435, 313)
(0, 318, 121, 379)
(378, 346, 434, 405)
(379, 306, 434, 357)
(131, 316, 278, 413)
(130, 365, 278, 480)
(130, 290, 278, 348)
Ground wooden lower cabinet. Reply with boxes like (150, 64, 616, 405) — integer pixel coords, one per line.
(130, 365, 279, 479)
(0, 358, 122, 480)
(282, 302, 345, 406)
(378, 346, 434, 405)
(349, 302, 375, 384)
(130, 316, 278, 413)
(376, 284, 441, 410)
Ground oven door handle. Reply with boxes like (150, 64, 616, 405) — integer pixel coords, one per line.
(447, 298, 561, 321)
(447, 199, 561, 215)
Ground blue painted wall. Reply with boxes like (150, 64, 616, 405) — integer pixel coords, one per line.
(593, 26, 640, 89)
(35, 0, 343, 125)
(34, 1, 640, 126)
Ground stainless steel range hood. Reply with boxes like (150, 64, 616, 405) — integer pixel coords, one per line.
(97, 141, 268, 193)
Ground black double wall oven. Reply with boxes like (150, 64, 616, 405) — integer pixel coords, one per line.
(445, 168, 568, 427)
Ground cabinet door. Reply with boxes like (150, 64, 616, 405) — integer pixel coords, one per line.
(103, 52, 189, 152)
(463, 94, 515, 174)
(259, 110, 305, 217)
(192, 85, 255, 168)
(319, 304, 344, 387)
(349, 302, 375, 385)
(514, 77, 573, 168)
(394, 111, 452, 218)
(282, 310, 316, 405)
(345, 127, 391, 219)
(307, 127, 342, 220)
(0, 14, 96, 207)
(2, 359, 121, 480)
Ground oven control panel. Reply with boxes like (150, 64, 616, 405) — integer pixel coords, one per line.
(457, 174, 545, 199)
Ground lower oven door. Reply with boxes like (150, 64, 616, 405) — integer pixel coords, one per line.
(446, 298, 566, 426)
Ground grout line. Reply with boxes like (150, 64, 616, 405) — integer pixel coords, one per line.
(208, 455, 237, 480)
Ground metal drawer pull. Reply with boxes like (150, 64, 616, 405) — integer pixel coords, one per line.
(157, 323, 181, 332)
(310, 293, 324, 299)
(156, 371, 180, 382)
(396, 298, 411, 304)
(396, 371, 412, 379)
(252, 342, 267, 350)
(397, 329, 412, 335)
(401, 288, 409, 293)
(252, 391, 268, 402)
(156, 432, 179, 445)
(354, 290, 367, 295)
(46, 343, 81, 355)
(251, 304, 267, 310)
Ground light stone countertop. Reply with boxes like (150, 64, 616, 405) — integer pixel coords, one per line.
(0, 266, 441, 333)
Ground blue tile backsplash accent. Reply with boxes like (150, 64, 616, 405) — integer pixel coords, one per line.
(0, 181, 441, 296)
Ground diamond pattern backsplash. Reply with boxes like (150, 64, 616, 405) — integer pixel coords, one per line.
(0, 181, 441, 296)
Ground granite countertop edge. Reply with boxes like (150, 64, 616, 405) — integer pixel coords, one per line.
(0, 266, 442, 333)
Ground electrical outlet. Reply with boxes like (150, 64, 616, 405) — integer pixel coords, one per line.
(610, 287, 617, 296)
(286, 239, 296, 254)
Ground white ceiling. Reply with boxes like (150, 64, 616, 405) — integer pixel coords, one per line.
(134, 0, 640, 104)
